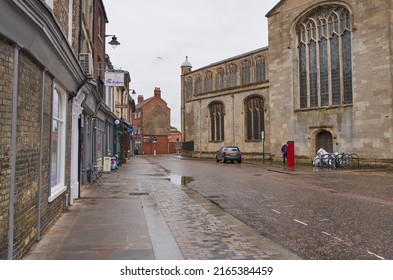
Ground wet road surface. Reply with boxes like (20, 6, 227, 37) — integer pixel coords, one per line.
(147, 155, 393, 260)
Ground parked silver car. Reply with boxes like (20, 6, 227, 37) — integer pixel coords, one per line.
(216, 146, 242, 163)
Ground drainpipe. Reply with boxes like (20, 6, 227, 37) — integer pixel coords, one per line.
(8, 44, 21, 260)
(36, 68, 47, 242)
(232, 94, 235, 145)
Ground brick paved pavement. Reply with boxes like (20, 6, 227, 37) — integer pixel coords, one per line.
(25, 156, 299, 260)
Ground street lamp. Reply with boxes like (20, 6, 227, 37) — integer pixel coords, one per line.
(105, 35, 120, 49)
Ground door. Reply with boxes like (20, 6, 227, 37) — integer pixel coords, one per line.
(316, 130, 333, 153)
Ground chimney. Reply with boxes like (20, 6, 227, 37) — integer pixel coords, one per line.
(138, 95, 144, 104)
(154, 87, 161, 99)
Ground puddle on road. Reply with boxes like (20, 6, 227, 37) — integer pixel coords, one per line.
(168, 174, 194, 187)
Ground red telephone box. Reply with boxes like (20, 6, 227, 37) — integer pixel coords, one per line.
(287, 141, 295, 169)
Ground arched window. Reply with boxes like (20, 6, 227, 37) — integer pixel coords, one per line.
(245, 96, 265, 141)
(297, 6, 352, 109)
(209, 102, 225, 141)
(241, 60, 251, 85)
(256, 56, 267, 82)
(195, 75, 202, 95)
(216, 67, 225, 90)
(228, 63, 237, 88)
(204, 71, 213, 93)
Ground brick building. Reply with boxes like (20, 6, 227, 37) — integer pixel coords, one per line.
(0, 0, 132, 259)
(133, 87, 171, 155)
(181, 0, 393, 165)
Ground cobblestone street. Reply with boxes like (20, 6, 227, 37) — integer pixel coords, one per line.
(25, 156, 299, 260)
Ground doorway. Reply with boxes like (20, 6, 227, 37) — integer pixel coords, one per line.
(316, 130, 333, 153)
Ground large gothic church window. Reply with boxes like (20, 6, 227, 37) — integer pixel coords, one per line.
(297, 6, 352, 109)
(209, 102, 225, 141)
(245, 96, 264, 141)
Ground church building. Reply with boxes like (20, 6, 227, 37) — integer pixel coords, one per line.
(180, 0, 393, 165)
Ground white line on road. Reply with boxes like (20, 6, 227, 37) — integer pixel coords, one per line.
(272, 209, 281, 214)
(322, 231, 332, 236)
(368, 251, 386, 260)
(334, 236, 344, 242)
(293, 219, 308, 226)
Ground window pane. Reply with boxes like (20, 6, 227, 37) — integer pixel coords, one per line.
(216, 114, 220, 140)
(247, 111, 252, 140)
(253, 111, 259, 140)
(220, 114, 225, 141)
(299, 44, 307, 108)
(309, 41, 318, 107)
(211, 114, 215, 141)
(331, 34, 341, 105)
(53, 89, 59, 118)
(51, 120, 60, 187)
(343, 31, 353, 104)
(319, 38, 329, 106)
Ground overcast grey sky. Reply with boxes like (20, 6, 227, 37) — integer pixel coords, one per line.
(104, 0, 279, 130)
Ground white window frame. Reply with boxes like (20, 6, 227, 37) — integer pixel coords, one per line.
(49, 85, 67, 202)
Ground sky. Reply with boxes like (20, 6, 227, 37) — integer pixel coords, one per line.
(104, 0, 279, 130)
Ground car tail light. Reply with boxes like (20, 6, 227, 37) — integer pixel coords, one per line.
(223, 151, 227, 156)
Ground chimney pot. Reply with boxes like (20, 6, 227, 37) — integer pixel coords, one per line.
(154, 87, 161, 98)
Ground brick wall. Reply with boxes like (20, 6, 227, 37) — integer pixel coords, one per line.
(53, 0, 70, 38)
(0, 40, 13, 260)
(136, 89, 171, 154)
(0, 42, 72, 259)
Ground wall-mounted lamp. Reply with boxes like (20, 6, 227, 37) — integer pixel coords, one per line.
(105, 35, 120, 49)
(129, 89, 137, 95)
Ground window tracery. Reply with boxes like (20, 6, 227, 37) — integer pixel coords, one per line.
(297, 6, 352, 109)
(209, 102, 225, 141)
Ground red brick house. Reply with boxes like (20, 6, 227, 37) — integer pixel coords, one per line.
(133, 87, 171, 155)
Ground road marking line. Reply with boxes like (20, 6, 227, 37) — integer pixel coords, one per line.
(294, 219, 308, 226)
(318, 218, 330, 222)
(322, 231, 331, 236)
(368, 251, 385, 260)
(334, 236, 344, 242)
(272, 209, 281, 214)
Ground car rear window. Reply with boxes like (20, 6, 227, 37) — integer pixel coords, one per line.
(227, 147, 239, 152)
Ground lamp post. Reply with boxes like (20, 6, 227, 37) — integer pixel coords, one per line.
(105, 35, 120, 48)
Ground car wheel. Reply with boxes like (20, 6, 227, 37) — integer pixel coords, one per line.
(238, 159, 242, 163)
(216, 157, 219, 162)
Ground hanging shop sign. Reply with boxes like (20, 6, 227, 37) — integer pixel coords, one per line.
(105, 71, 124, 87)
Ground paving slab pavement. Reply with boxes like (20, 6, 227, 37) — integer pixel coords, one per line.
(25, 156, 300, 260)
